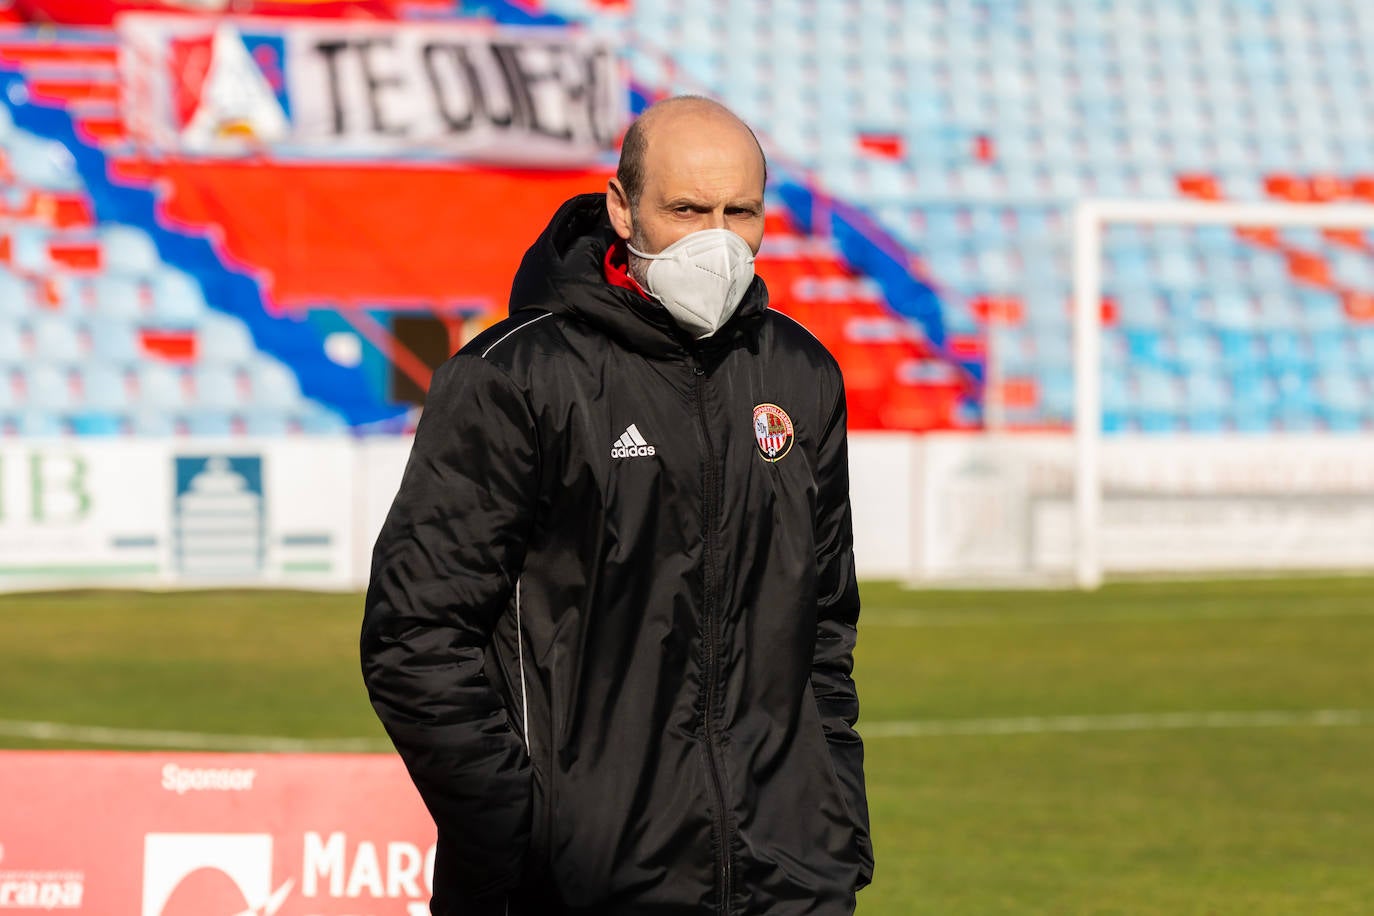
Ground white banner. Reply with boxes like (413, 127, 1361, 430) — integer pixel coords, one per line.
(119, 15, 626, 161)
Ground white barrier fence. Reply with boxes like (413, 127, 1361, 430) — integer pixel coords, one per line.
(2, 434, 1372, 592)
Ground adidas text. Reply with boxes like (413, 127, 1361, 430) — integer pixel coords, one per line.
(611, 444, 657, 459)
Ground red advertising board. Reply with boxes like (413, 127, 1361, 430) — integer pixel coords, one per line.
(0, 751, 436, 915)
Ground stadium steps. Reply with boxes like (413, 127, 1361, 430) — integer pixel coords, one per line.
(0, 29, 126, 145)
(0, 65, 404, 435)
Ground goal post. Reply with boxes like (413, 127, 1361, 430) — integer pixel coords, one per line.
(1072, 199, 1374, 590)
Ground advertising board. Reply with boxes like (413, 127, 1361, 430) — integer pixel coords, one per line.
(4, 434, 1374, 590)
(0, 751, 433, 915)
(0, 439, 355, 592)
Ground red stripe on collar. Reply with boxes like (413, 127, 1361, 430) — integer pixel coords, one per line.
(604, 239, 651, 300)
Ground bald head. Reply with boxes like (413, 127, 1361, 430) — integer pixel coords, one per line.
(615, 96, 768, 211)
(607, 96, 768, 285)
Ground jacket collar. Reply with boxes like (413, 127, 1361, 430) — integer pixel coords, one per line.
(603, 239, 651, 299)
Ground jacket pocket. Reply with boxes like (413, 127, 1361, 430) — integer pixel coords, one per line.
(805, 687, 874, 885)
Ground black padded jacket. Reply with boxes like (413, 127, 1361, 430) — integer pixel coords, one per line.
(361, 194, 872, 916)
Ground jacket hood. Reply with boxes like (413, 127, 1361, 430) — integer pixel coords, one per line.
(508, 193, 768, 359)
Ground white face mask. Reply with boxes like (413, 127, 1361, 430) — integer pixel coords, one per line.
(627, 228, 756, 339)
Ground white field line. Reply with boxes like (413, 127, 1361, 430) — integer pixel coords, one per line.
(0, 719, 391, 753)
(865, 605, 1374, 627)
(859, 708, 1374, 739)
(3, 709, 1370, 751)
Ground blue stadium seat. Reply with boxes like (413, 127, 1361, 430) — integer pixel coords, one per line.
(128, 409, 176, 437)
(69, 411, 123, 436)
(10, 409, 65, 437)
(199, 313, 257, 365)
(0, 271, 32, 316)
(7, 132, 80, 190)
(1103, 367, 1130, 414)
(192, 365, 243, 410)
(243, 408, 290, 436)
(99, 225, 161, 277)
(87, 318, 141, 364)
(8, 226, 52, 273)
(0, 320, 23, 364)
(150, 269, 209, 326)
(89, 276, 145, 321)
(246, 356, 304, 409)
(183, 409, 234, 437)
(133, 364, 187, 410)
(23, 365, 73, 410)
(296, 405, 347, 434)
(76, 365, 130, 412)
(30, 314, 84, 363)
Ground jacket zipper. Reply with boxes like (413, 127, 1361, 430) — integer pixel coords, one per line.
(693, 362, 732, 916)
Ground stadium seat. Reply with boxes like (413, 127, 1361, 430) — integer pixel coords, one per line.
(0, 320, 23, 364)
(86, 317, 141, 364)
(99, 225, 160, 276)
(0, 271, 33, 316)
(7, 225, 53, 273)
(69, 410, 122, 435)
(198, 313, 257, 365)
(242, 408, 290, 436)
(191, 365, 243, 410)
(245, 356, 304, 409)
(23, 364, 73, 409)
(132, 363, 187, 410)
(183, 409, 234, 437)
(76, 364, 129, 411)
(30, 313, 84, 362)
(89, 275, 145, 320)
(10, 409, 65, 437)
(128, 408, 176, 437)
(150, 268, 209, 325)
(296, 405, 347, 434)
(6, 132, 80, 190)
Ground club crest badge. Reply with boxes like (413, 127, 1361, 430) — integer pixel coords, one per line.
(753, 403, 795, 462)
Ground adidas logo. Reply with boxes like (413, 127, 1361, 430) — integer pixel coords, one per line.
(611, 424, 657, 459)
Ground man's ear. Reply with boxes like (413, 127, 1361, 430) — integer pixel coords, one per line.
(606, 178, 633, 242)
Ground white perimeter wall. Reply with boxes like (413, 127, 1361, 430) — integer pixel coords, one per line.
(2, 433, 1372, 592)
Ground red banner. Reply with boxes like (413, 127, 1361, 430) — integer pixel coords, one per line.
(0, 751, 435, 915)
(13, 0, 397, 26)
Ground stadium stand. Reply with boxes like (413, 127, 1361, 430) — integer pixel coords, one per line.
(1, 0, 1373, 434)
(0, 35, 401, 436)
(541, 0, 1374, 433)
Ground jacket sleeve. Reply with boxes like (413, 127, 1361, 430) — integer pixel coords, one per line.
(811, 382, 875, 889)
(361, 354, 538, 911)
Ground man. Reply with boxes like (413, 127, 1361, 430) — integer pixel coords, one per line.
(361, 96, 872, 915)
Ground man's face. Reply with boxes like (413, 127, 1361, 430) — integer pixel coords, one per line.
(608, 107, 766, 288)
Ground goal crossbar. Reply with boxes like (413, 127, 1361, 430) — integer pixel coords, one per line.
(1072, 199, 1374, 589)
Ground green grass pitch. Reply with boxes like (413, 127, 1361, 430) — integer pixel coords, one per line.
(2, 577, 1373, 913)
